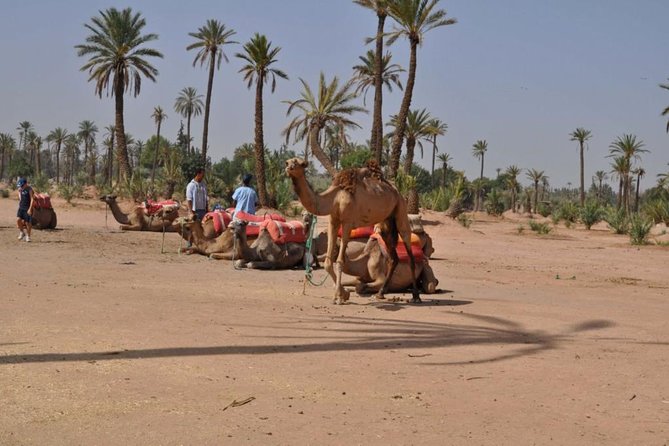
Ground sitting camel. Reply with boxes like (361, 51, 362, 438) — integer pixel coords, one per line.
(100, 195, 180, 232)
(174, 216, 242, 259)
(230, 219, 308, 270)
(342, 233, 439, 297)
(286, 158, 420, 304)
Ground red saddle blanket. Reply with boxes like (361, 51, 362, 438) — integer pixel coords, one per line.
(203, 210, 232, 236)
(33, 193, 52, 209)
(370, 233, 424, 264)
(337, 225, 375, 239)
(260, 219, 307, 245)
(142, 199, 179, 216)
(233, 210, 286, 223)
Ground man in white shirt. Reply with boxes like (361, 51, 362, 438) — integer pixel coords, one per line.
(186, 167, 208, 221)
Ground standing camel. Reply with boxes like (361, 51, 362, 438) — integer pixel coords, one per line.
(285, 158, 419, 304)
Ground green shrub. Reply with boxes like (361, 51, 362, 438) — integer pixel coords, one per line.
(31, 174, 50, 193)
(558, 201, 579, 223)
(457, 213, 472, 228)
(605, 208, 629, 234)
(421, 187, 451, 212)
(58, 183, 82, 204)
(529, 220, 552, 234)
(629, 215, 652, 245)
(484, 189, 505, 216)
(580, 201, 604, 230)
(516, 224, 525, 234)
(537, 202, 551, 217)
(550, 213, 560, 225)
(642, 198, 669, 225)
(273, 178, 295, 213)
(0, 189, 9, 198)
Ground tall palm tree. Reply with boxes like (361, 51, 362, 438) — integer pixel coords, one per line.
(526, 169, 546, 214)
(63, 134, 79, 186)
(150, 106, 167, 190)
(174, 87, 204, 154)
(352, 48, 404, 163)
(78, 120, 98, 184)
(17, 121, 33, 152)
(593, 170, 607, 203)
(27, 132, 42, 176)
(610, 156, 628, 210)
(569, 127, 592, 207)
(505, 165, 522, 212)
(0, 133, 17, 180)
(661, 79, 669, 132)
(437, 152, 452, 187)
(471, 139, 488, 211)
(354, 0, 391, 162)
(283, 72, 367, 177)
(608, 134, 648, 213)
(633, 167, 645, 213)
(427, 118, 447, 182)
(236, 33, 288, 208)
(76, 7, 162, 182)
(187, 19, 237, 164)
(387, 108, 432, 174)
(46, 127, 68, 184)
(386, 0, 456, 177)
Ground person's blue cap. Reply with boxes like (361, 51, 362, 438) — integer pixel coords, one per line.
(16, 178, 26, 188)
(243, 173, 253, 184)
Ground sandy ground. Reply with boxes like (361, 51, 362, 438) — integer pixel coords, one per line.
(0, 195, 668, 445)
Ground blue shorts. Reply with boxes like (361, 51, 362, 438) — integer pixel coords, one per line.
(17, 208, 32, 223)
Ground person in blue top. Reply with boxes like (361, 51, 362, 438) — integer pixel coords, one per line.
(232, 173, 258, 215)
(16, 177, 35, 242)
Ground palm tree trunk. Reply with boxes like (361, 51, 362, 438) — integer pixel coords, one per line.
(107, 133, 114, 187)
(309, 123, 336, 177)
(114, 80, 131, 182)
(533, 182, 539, 214)
(617, 178, 622, 210)
(201, 50, 216, 165)
(372, 12, 386, 164)
(56, 143, 61, 185)
(580, 141, 585, 207)
(478, 156, 484, 211)
(150, 122, 161, 191)
(389, 38, 418, 178)
(441, 161, 447, 188)
(254, 77, 268, 207)
(186, 112, 192, 153)
(403, 137, 415, 174)
(634, 173, 641, 213)
(431, 136, 437, 183)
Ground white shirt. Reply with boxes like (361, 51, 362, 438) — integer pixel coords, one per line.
(186, 179, 208, 211)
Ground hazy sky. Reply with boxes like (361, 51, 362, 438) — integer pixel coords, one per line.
(1, 0, 668, 189)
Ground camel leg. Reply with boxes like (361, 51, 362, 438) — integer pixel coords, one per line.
(119, 224, 140, 231)
(398, 226, 421, 303)
(326, 221, 349, 304)
(420, 261, 438, 294)
(333, 221, 351, 304)
(209, 251, 235, 260)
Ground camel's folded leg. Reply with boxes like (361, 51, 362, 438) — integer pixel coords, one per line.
(420, 261, 439, 294)
(209, 252, 235, 260)
(119, 224, 140, 231)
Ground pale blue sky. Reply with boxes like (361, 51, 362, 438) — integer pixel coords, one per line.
(1, 0, 667, 189)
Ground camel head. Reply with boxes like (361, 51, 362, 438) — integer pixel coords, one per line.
(99, 194, 117, 203)
(285, 158, 308, 178)
(229, 219, 249, 240)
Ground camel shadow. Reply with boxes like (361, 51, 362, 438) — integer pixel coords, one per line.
(0, 313, 615, 367)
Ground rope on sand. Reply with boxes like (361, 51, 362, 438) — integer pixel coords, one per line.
(303, 215, 328, 293)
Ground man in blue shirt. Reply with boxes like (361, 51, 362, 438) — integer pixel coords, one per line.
(232, 173, 258, 215)
(186, 167, 208, 221)
(16, 177, 34, 242)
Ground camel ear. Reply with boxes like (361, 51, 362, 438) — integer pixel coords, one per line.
(299, 159, 308, 168)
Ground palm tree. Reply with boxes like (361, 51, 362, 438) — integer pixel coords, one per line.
(387, 109, 432, 174)
(427, 118, 447, 182)
(505, 165, 522, 212)
(608, 134, 648, 213)
(354, 0, 391, 162)
(46, 127, 69, 184)
(610, 156, 628, 210)
(471, 139, 488, 211)
(437, 152, 452, 187)
(76, 7, 162, 182)
(17, 121, 33, 152)
(150, 106, 167, 191)
(661, 79, 669, 132)
(593, 170, 607, 203)
(525, 169, 546, 214)
(78, 120, 98, 184)
(27, 132, 42, 176)
(386, 0, 456, 177)
(103, 125, 116, 186)
(0, 133, 17, 180)
(236, 33, 288, 208)
(174, 87, 203, 153)
(134, 140, 144, 170)
(352, 48, 404, 163)
(569, 127, 592, 207)
(63, 134, 79, 186)
(283, 72, 367, 177)
(187, 19, 237, 164)
(633, 167, 645, 213)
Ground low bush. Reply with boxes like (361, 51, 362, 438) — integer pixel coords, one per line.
(605, 208, 629, 234)
(580, 201, 604, 230)
(629, 215, 652, 245)
(529, 220, 552, 234)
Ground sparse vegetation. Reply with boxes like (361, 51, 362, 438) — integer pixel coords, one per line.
(605, 208, 629, 234)
(629, 215, 652, 245)
(579, 201, 604, 230)
(529, 220, 552, 234)
(457, 213, 472, 228)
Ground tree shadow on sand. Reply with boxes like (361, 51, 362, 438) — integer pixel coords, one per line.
(0, 312, 615, 366)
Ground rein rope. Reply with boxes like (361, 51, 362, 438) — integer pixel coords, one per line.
(303, 215, 328, 289)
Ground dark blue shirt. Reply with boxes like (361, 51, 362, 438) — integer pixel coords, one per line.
(19, 186, 32, 210)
